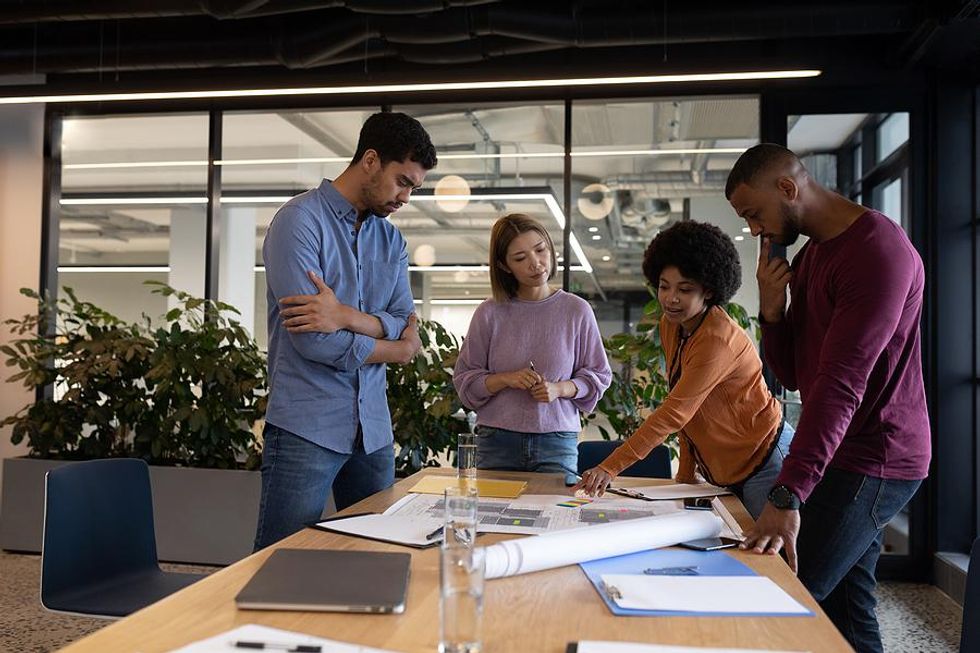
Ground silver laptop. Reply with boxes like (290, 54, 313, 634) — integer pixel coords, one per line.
(235, 548, 411, 613)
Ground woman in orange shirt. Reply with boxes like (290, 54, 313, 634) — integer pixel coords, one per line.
(575, 220, 793, 519)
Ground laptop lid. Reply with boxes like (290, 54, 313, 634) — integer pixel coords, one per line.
(235, 548, 412, 613)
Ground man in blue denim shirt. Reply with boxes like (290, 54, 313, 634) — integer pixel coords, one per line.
(254, 112, 437, 549)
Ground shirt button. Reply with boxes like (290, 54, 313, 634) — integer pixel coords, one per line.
(350, 230, 355, 236)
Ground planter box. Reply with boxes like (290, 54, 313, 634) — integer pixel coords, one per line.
(0, 457, 261, 566)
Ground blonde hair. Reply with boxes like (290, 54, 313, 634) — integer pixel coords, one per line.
(488, 213, 558, 302)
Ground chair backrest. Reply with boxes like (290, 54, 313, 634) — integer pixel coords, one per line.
(577, 440, 671, 479)
(962, 537, 980, 653)
(42, 459, 159, 601)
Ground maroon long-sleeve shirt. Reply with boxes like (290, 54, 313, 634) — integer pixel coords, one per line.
(762, 210, 931, 502)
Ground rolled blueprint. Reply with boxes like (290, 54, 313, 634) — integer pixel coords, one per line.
(481, 510, 722, 579)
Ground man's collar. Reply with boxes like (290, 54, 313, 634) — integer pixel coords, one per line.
(317, 179, 360, 221)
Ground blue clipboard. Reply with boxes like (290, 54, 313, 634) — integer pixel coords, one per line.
(579, 548, 814, 617)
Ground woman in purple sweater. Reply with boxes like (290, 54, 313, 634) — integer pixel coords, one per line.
(453, 213, 612, 476)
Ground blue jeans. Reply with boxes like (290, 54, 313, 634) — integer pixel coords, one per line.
(253, 422, 394, 550)
(734, 422, 795, 520)
(476, 426, 578, 476)
(797, 467, 921, 653)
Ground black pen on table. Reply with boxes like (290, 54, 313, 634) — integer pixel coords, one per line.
(425, 525, 444, 541)
(233, 641, 321, 652)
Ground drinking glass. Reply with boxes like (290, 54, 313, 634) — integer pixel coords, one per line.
(457, 433, 477, 481)
(439, 545, 485, 653)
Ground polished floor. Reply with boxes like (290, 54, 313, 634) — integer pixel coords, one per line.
(0, 550, 964, 652)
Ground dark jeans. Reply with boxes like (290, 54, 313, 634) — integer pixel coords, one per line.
(253, 422, 394, 551)
(797, 467, 921, 653)
(475, 426, 578, 476)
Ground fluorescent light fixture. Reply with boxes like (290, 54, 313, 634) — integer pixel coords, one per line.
(58, 266, 171, 273)
(741, 227, 751, 233)
(61, 197, 207, 205)
(572, 147, 746, 157)
(591, 234, 601, 240)
(66, 146, 748, 171)
(588, 226, 599, 232)
(64, 160, 208, 170)
(601, 255, 611, 262)
(0, 70, 821, 105)
(735, 236, 745, 241)
(413, 299, 485, 306)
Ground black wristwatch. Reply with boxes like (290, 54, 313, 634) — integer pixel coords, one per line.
(768, 484, 801, 510)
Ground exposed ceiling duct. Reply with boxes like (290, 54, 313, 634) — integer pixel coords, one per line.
(0, 2, 935, 74)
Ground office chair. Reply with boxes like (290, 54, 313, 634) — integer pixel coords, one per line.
(577, 440, 671, 479)
(41, 459, 203, 618)
(961, 537, 980, 653)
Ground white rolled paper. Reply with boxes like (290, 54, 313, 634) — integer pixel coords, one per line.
(481, 511, 723, 579)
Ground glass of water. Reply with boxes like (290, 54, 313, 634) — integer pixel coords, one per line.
(443, 485, 478, 548)
(457, 432, 477, 481)
(439, 545, 485, 653)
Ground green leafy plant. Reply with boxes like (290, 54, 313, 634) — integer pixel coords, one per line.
(1, 283, 266, 469)
(135, 282, 266, 469)
(585, 288, 758, 456)
(387, 318, 464, 476)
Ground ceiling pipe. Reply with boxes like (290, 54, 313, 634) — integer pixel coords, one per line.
(0, 2, 924, 74)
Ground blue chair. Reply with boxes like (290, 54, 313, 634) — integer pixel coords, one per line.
(961, 537, 980, 653)
(41, 459, 203, 617)
(577, 440, 671, 479)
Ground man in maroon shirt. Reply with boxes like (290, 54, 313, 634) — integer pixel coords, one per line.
(726, 144, 930, 653)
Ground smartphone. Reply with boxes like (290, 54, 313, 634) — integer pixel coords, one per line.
(683, 497, 714, 510)
(677, 537, 741, 551)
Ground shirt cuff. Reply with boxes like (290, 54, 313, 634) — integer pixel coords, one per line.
(342, 333, 376, 370)
(372, 310, 403, 340)
(570, 378, 589, 400)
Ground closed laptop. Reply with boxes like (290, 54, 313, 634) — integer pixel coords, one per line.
(235, 548, 411, 613)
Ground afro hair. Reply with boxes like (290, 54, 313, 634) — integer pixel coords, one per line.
(642, 220, 742, 306)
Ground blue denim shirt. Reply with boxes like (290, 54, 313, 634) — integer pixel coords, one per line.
(262, 179, 413, 454)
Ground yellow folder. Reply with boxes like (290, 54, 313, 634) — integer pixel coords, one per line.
(407, 476, 527, 499)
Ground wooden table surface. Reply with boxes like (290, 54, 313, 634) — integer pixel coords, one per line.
(59, 468, 851, 652)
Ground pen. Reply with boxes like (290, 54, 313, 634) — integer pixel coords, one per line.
(425, 525, 444, 541)
(233, 641, 322, 652)
(528, 360, 536, 372)
(643, 565, 700, 576)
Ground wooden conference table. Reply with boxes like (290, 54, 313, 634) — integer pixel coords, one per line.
(60, 468, 852, 653)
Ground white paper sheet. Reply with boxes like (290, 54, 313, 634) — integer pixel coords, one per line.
(167, 624, 400, 652)
(383, 492, 738, 538)
(575, 641, 807, 653)
(600, 575, 811, 615)
(481, 511, 722, 579)
(316, 513, 443, 547)
(623, 483, 732, 500)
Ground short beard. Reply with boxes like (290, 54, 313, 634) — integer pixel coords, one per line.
(776, 205, 801, 247)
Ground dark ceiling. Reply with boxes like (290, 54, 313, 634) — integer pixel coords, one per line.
(0, 0, 977, 96)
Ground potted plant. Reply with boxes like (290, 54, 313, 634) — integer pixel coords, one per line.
(0, 283, 267, 565)
(585, 288, 758, 459)
(387, 318, 464, 476)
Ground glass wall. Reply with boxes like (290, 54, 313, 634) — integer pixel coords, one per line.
(58, 113, 209, 324)
(570, 96, 760, 324)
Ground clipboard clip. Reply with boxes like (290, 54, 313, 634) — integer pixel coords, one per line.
(605, 487, 657, 502)
(602, 581, 622, 601)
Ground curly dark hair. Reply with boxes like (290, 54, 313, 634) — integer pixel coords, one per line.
(351, 111, 438, 170)
(642, 220, 742, 306)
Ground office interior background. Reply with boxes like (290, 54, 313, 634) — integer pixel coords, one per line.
(0, 0, 977, 648)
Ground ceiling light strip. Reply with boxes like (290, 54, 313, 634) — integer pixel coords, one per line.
(1, 70, 820, 105)
(66, 147, 747, 170)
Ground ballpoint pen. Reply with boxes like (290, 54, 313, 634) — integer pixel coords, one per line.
(643, 565, 700, 576)
(425, 525, 444, 541)
(233, 641, 322, 652)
